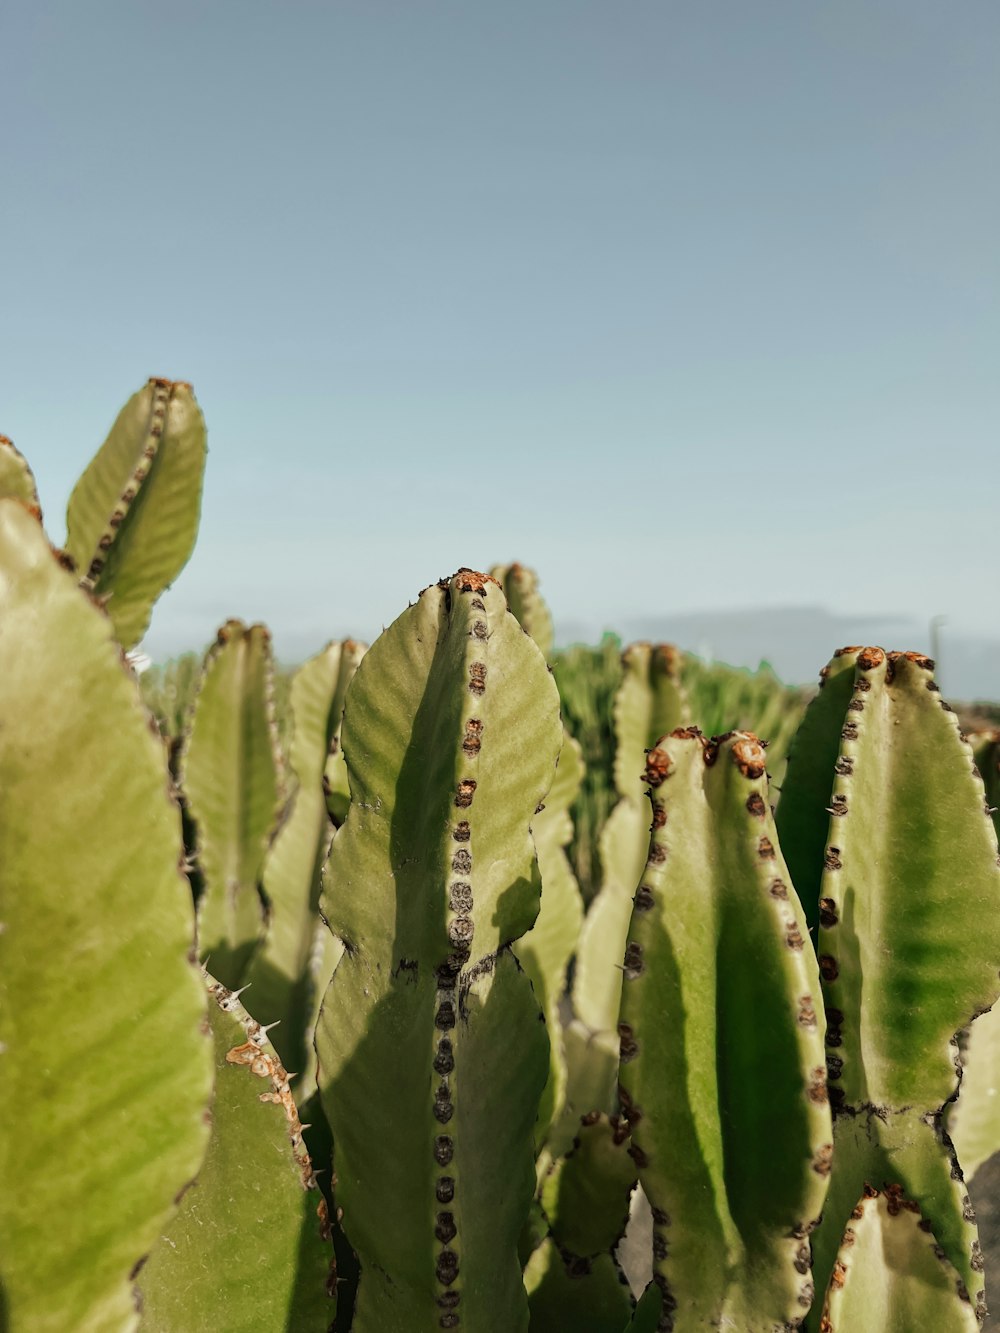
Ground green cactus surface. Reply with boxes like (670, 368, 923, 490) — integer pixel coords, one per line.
(775, 646, 861, 936)
(570, 644, 687, 1114)
(541, 1114, 635, 1260)
(64, 378, 207, 650)
(245, 639, 364, 1094)
(513, 728, 586, 1146)
(489, 561, 555, 659)
(0, 435, 42, 516)
(617, 729, 832, 1330)
(523, 1245, 632, 1332)
(182, 621, 286, 989)
(137, 976, 334, 1331)
(0, 498, 212, 1332)
(315, 569, 562, 1331)
(818, 1190, 979, 1332)
(799, 649, 1000, 1328)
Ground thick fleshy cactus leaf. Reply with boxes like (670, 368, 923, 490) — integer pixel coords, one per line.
(64, 378, 206, 650)
(819, 1190, 980, 1332)
(490, 561, 554, 659)
(137, 977, 334, 1330)
(612, 644, 687, 802)
(245, 639, 364, 1092)
(970, 730, 1000, 842)
(617, 730, 831, 1329)
(0, 435, 41, 517)
(524, 1242, 632, 1332)
(316, 570, 562, 1331)
(807, 649, 1000, 1321)
(182, 621, 285, 989)
(0, 499, 212, 1331)
(776, 647, 860, 935)
(541, 1114, 635, 1258)
(514, 728, 586, 1144)
(571, 646, 686, 1091)
(950, 1003, 1000, 1182)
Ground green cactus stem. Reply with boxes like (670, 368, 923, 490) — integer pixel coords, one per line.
(245, 639, 364, 1096)
(818, 1189, 979, 1332)
(64, 378, 207, 651)
(775, 646, 861, 936)
(570, 645, 687, 1118)
(798, 648, 1000, 1329)
(182, 620, 286, 989)
(0, 498, 212, 1331)
(0, 435, 42, 517)
(137, 975, 334, 1330)
(490, 561, 555, 659)
(617, 729, 831, 1330)
(514, 728, 586, 1147)
(315, 569, 562, 1332)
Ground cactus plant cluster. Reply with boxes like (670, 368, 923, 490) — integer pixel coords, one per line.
(1, 382, 999, 1332)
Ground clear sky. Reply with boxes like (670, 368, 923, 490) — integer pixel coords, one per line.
(2, 2, 997, 683)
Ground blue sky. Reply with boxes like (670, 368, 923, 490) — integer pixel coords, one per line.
(1, 2, 997, 690)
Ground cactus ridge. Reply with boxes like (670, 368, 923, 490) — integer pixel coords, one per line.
(79, 378, 171, 590)
(618, 727, 831, 1329)
(0, 433, 43, 519)
(317, 568, 560, 1330)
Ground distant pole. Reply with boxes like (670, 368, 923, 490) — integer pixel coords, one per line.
(930, 616, 947, 689)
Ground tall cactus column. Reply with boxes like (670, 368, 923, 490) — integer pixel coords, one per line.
(315, 569, 562, 1332)
(617, 729, 832, 1331)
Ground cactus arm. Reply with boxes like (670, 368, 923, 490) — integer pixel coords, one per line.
(950, 1002, 1000, 1182)
(0, 434, 42, 517)
(775, 647, 861, 935)
(514, 729, 586, 1144)
(541, 1115, 636, 1260)
(64, 379, 206, 650)
(807, 650, 1000, 1322)
(612, 644, 687, 801)
(181, 621, 285, 989)
(970, 730, 1000, 841)
(137, 977, 333, 1330)
(819, 1190, 979, 1332)
(0, 499, 212, 1332)
(316, 570, 561, 1331)
(490, 561, 555, 659)
(244, 639, 364, 1091)
(524, 1245, 632, 1332)
(617, 730, 831, 1329)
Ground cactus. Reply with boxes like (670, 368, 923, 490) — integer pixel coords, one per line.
(0, 498, 212, 1331)
(315, 569, 562, 1331)
(64, 378, 207, 651)
(490, 561, 555, 660)
(569, 645, 687, 1117)
(777, 649, 1000, 1329)
(551, 634, 623, 900)
(137, 976, 334, 1330)
(245, 638, 365, 1094)
(181, 621, 286, 989)
(0, 434, 42, 515)
(818, 1190, 979, 1331)
(617, 729, 831, 1329)
(513, 728, 586, 1146)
